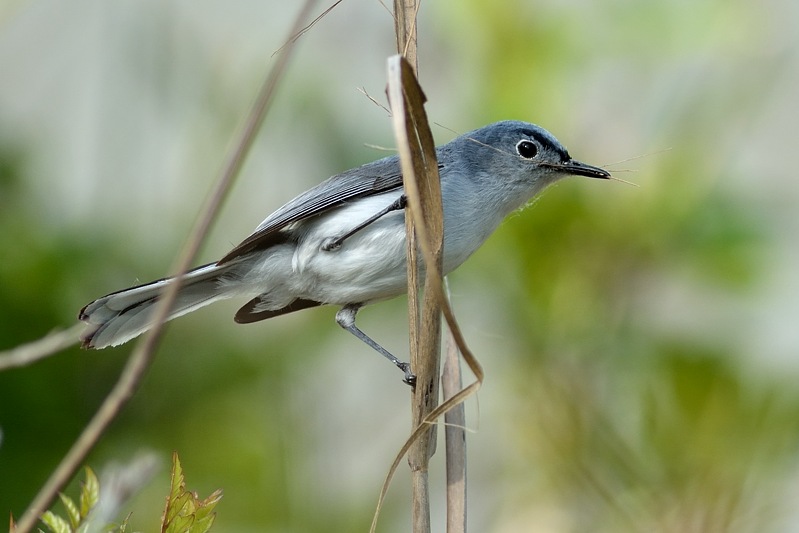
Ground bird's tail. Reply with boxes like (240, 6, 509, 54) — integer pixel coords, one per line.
(79, 262, 235, 349)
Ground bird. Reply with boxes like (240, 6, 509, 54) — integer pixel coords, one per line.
(78, 120, 611, 384)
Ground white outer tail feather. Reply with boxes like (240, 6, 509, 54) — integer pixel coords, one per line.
(79, 263, 234, 349)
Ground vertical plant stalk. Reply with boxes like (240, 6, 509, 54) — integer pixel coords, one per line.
(393, 0, 419, 69)
(11, 2, 318, 532)
(443, 326, 466, 533)
(387, 53, 443, 533)
(392, 2, 439, 532)
(372, 57, 483, 531)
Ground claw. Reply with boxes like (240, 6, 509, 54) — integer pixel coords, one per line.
(321, 237, 341, 252)
(400, 363, 416, 387)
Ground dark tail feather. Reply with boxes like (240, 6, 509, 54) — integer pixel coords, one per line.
(79, 262, 233, 349)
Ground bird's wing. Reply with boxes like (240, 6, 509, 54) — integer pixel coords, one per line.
(217, 155, 405, 264)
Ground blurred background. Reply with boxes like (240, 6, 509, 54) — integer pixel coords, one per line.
(2, 0, 799, 531)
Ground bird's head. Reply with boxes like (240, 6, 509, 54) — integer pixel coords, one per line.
(456, 120, 611, 188)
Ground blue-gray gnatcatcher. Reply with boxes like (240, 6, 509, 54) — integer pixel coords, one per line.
(79, 120, 610, 384)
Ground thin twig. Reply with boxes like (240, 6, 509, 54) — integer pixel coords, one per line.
(375, 0, 394, 19)
(0, 325, 82, 372)
(362, 143, 397, 152)
(11, 3, 318, 531)
(357, 86, 392, 116)
(272, 0, 344, 57)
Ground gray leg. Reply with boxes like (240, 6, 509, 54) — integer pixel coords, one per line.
(335, 304, 416, 386)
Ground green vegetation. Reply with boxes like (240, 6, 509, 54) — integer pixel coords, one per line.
(2, 0, 798, 531)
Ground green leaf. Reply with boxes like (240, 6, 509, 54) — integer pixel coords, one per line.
(163, 453, 185, 528)
(79, 468, 99, 519)
(58, 494, 81, 529)
(192, 490, 223, 522)
(169, 515, 194, 532)
(161, 452, 222, 533)
(40, 511, 71, 533)
(191, 515, 216, 533)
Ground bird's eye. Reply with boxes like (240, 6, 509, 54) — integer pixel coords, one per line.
(516, 140, 538, 159)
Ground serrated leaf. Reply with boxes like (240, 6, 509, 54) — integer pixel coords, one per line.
(169, 515, 194, 533)
(190, 510, 217, 533)
(170, 453, 185, 498)
(199, 489, 223, 509)
(160, 453, 221, 533)
(41, 511, 71, 533)
(58, 494, 81, 529)
(79, 468, 99, 518)
(162, 453, 185, 528)
(189, 497, 220, 533)
(190, 516, 215, 533)
(191, 490, 222, 523)
(173, 492, 194, 519)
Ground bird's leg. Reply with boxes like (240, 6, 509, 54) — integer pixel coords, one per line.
(322, 195, 407, 251)
(335, 304, 416, 386)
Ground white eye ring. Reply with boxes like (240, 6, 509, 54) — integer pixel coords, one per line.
(516, 140, 538, 159)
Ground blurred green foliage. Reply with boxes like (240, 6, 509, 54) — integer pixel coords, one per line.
(2, 1, 799, 532)
(39, 468, 100, 533)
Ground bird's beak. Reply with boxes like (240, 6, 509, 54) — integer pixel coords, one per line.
(544, 159, 611, 179)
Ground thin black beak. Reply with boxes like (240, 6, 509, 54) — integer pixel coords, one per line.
(544, 159, 611, 179)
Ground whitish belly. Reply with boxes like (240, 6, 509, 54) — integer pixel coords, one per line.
(292, 192, 409, 304)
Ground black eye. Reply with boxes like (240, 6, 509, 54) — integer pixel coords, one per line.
(516, 140, 538, 159)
